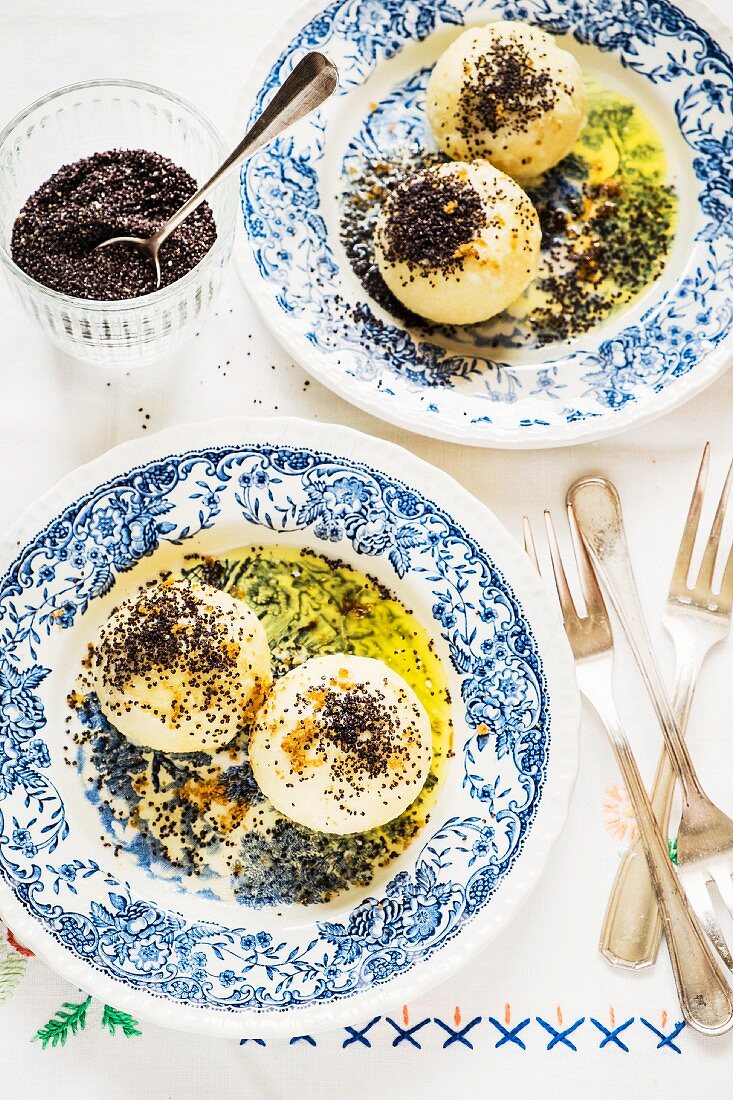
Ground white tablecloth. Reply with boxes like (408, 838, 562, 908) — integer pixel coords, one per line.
(2, 1, 733, 1095)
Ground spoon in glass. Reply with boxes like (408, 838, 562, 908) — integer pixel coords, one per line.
(95, 51, 338, 287)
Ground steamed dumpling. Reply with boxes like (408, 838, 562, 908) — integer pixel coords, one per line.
(248, 654, 432, 834)
(427, 21, 587, 182)
(92, 577, 271, 753)
(374, 160, 540, 324)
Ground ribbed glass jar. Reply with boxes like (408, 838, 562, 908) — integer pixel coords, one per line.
(0, 79, 236, 367)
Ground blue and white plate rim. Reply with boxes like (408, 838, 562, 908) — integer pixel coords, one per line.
(0, 416, 580, 1036)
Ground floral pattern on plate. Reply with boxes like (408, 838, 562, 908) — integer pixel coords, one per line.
(239, 0, 733, 446)
(0, 420, 579, 1033)
(0, 438, 546, 1011)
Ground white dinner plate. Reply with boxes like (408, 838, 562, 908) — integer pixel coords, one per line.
(0, 417, 579, 1034)
(238, 0, 733, 448)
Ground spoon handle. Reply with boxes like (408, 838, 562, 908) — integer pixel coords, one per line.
(567, 476, 707, 806)
(154, 51, 338, 248)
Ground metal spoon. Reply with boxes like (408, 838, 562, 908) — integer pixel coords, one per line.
(95, 51, 338, 286)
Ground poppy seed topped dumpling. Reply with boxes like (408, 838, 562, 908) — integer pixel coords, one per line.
(92, 577, 272, 753)
(248, 654, 432, 834)
(374, 159, 540, 325)
(427, 21, 587, 183)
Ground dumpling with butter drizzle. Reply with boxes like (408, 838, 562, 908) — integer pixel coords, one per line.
(374, 160, 540, 325)
(249, 654, 433, 834)
(91, 576, 272, 753)
(427, 21, 587, 183)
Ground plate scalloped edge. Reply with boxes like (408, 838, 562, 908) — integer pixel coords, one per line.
(0, 416, 580, 1035)
(235, 0, 733, 449)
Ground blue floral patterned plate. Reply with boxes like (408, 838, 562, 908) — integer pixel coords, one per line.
(238, 0, 733, 448)
(0, 418, 578, 1034)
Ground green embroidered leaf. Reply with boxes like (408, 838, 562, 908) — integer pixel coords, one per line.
(669, 836, 678, 865)
(0, 950, 27, 1004)
(33, 995, 91, 1049)
(100, 1004, 142, 1038)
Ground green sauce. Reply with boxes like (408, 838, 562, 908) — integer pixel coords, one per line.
(510, 84, 678, 342)
(71, 546, 453, 907)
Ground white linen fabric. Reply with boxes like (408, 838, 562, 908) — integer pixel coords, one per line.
(0, 1, 733, 1096)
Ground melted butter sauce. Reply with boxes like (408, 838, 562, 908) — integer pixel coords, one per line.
(69, 546, 453, 907)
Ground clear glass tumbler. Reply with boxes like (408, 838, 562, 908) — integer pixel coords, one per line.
(0, 79, 236, 367)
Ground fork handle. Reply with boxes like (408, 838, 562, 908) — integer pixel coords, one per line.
(569, 477, 707, 805)
(600, 660, 699, 969)
(587, 678, 733, 1034)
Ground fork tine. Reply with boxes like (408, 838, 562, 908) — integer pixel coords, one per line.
(679, 869, 733, 970)
(543, 510, 577, 621)
(709, 867, 733, 937)
(670, 442, 710, 592)
(567, 502, 607, 620)
(523, 516, 540, 571)
(697, 456, 733, 592)
(718, 540, 733, 611)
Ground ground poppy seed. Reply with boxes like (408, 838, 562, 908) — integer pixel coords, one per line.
(456, 37, 563, 155)
(379, 166, 487, 277)
(11, 148, 217, 300)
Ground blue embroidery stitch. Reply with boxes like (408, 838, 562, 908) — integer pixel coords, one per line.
(343, 1016, 382, 1048)
(536, 1016, 585, 1051)
(385, 1016, 431, 1048)
(433, 1016, 482, 1049)
(235, 1011, 685, 1051)
(639, 1018, 685, 1053)
(590, 1017, 635, 1052)
(487, 1015, 531, 1049)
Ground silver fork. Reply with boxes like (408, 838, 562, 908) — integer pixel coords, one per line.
(600, 445, 733, 969)
(524, 510, 733, 1035)
(570, 473, 733, 976)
